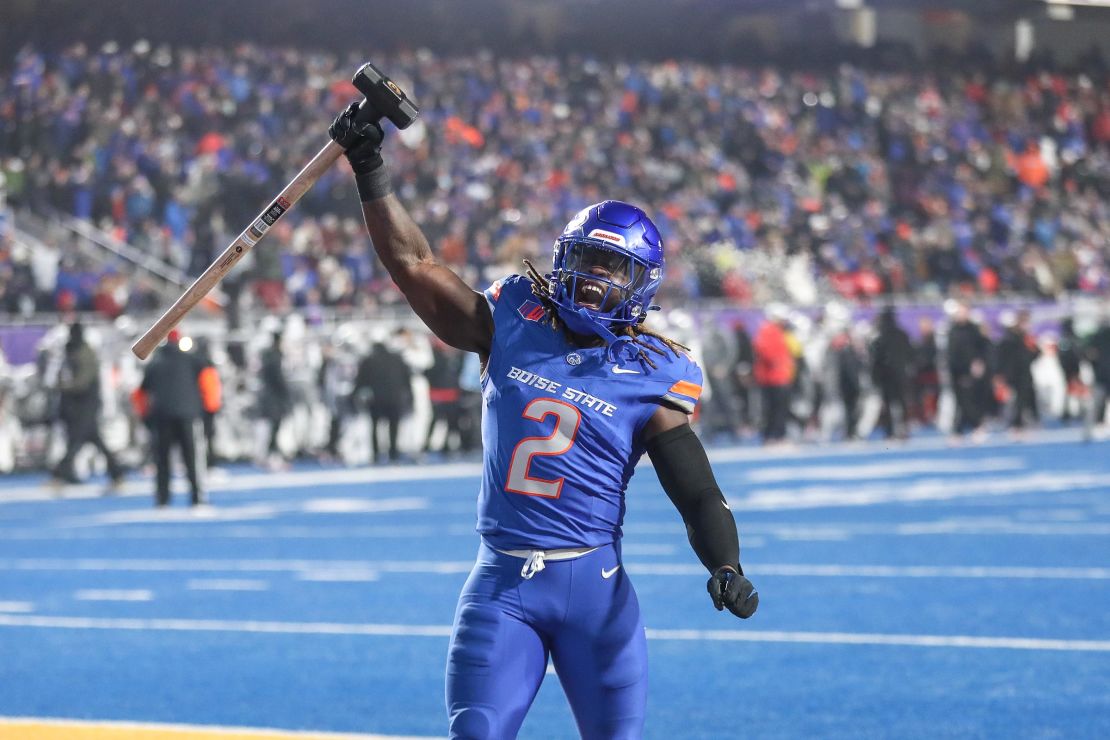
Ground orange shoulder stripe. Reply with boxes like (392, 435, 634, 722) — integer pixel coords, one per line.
(668, 380, 702, 398)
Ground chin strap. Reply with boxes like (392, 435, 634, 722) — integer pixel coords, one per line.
(557, 303, 640, 364)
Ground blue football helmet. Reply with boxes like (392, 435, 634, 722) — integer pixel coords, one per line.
(550, 200, 665, 337)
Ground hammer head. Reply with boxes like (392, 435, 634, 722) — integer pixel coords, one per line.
(352, 63, 419, 130)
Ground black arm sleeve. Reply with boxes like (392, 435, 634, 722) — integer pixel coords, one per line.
(645, 424, 741, 574)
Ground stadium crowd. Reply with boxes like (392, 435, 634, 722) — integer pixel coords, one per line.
(2, 42, 1110, 317)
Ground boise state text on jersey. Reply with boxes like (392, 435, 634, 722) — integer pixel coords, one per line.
(476, 274, 703, 550)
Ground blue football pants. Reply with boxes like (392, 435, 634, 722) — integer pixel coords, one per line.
(446, 541, 648, 739)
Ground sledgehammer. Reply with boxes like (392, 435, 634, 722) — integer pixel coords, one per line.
(131, 63, 418, 359)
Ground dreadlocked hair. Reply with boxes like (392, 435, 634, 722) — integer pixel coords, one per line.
(522, 259, 688, 370)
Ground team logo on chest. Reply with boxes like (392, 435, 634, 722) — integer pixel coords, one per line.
(566, 352, 582, 366)
(517, 300, 545, 322)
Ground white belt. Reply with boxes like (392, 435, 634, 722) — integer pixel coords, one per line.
(494, 546, 599, 580)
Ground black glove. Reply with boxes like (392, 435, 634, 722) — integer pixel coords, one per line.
(329, 101, 386, 175)
(707, 566, 758, 619)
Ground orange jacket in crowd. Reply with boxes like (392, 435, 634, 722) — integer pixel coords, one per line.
(130, 387, 150, 419)
(198, 366, 222, 414)
(753, 321, 796, 387)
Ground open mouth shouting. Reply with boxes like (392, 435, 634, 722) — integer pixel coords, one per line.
(575, 278, 610, 310)
(562, 242, 636, 313)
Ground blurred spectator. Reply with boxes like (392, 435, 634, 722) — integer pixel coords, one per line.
(700, 323, 740, 441)
(995, 310, 1041, 435)
(947, 303, 992, 440)
(828, 324, 863, 440)
(423, 338, 464, 456)
(195, 337, 222, 465)
(975, 316, 1002, 429)
(317, 339, 353, 461)
(913, 317, 940, 427)
(50, 322, 124, 489)
(870, 307, 913, 440)
(457, 350, 483, 454)
(355, 337, 413, 464)
(783, 318, 811, 438)
(1055, 318, 1085, 425)
(1086, 311, 1110, 427)
(753, 305, 795, 443)
(258, 331, 291, 469)
(139, 329, 206, 507)
(730, 319, 755, 434)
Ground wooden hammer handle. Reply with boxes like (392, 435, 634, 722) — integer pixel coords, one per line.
(131, 140, 345, 359)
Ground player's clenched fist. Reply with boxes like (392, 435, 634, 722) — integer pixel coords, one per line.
(330, 101, 390, 201)
(329, 101, 384, 151)
(707, 566, 759, 619)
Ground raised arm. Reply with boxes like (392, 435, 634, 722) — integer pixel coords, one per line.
(330, 103, 493, 356)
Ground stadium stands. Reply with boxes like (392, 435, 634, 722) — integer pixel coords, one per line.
(2, 43, 1108, 318)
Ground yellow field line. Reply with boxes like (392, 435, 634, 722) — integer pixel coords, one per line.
(0, 717, 441, 740)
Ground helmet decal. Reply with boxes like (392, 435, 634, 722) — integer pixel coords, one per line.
(586, 229, 627, 247)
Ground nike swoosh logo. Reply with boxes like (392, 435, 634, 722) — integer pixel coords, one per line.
(611, 366, 640, 375)
(602, 565, 621, 579)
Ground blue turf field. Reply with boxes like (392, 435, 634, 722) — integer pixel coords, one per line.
(1, 434, 1108, 739)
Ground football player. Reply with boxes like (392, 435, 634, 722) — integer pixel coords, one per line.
(330, 101, 758, 739)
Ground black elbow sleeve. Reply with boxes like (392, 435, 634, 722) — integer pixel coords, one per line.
(645, 424, 741, 573)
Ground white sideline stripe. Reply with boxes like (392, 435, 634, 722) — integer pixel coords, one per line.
(1, 558, 470, 575)
(704, 427, 1093, 463)
(73, 589, 153, 602)
(646, 519, 1110, 538)
(31, 466, 1110, 524)
(5, 558, 1110, 580)
(0, 614, 1106, 653)
(0, 601, 34, 613)
(296, 569, 380, 582)
(741, 471, 1110, 510)
(187, 579, 269, 592)
(1, 427, 1095, 505)
(0, 615, 452, 637)
(0, 715, 437, 739)
(643, 628, 1110, 652)
(890, 520, 1110, 536)
(58, 497, 428, 528)
(0, 465, 482, 504)
(751, 564, 1110, 580)
(745, 457, 1025, 482)
(8, 517, 1110, 541)
(302, 498, 419, 514)
(0, 524, 479, 542)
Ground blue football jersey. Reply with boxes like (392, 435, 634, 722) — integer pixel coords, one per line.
(476, 274, 704, 550)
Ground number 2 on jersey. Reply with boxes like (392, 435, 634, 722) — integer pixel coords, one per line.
(505, 398, 582, 498)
